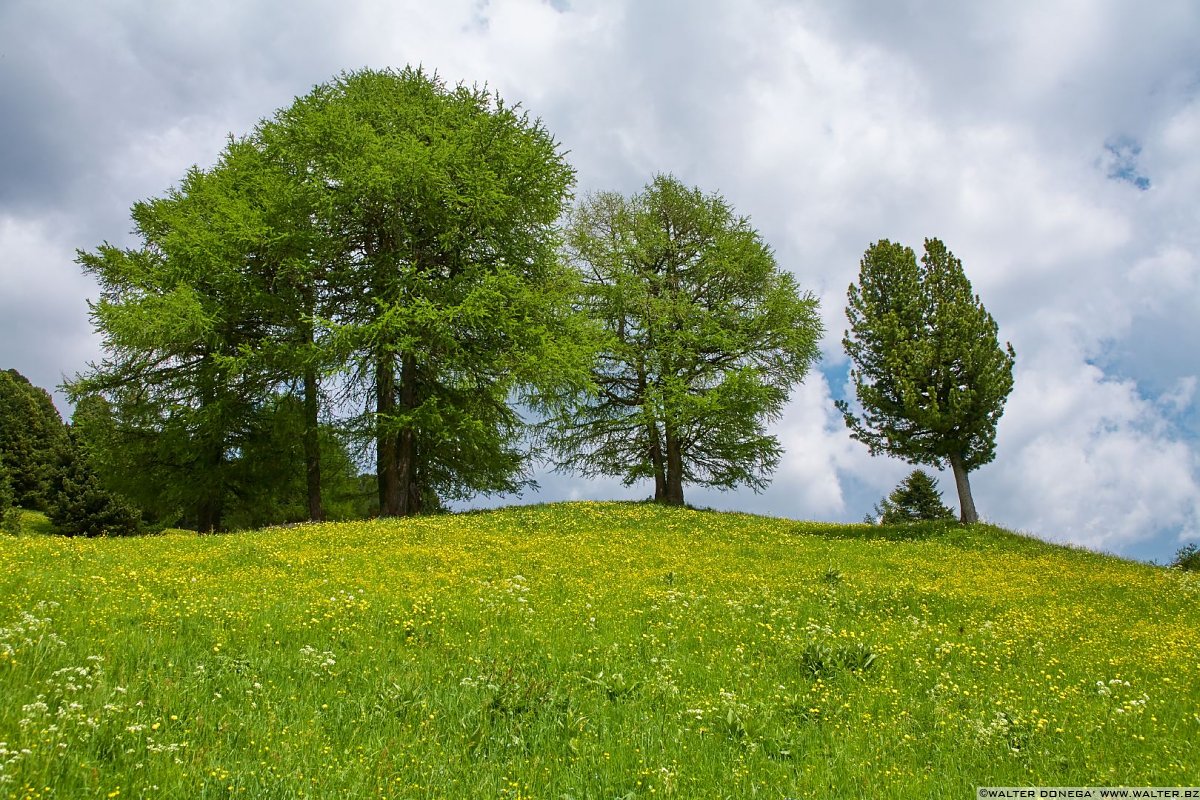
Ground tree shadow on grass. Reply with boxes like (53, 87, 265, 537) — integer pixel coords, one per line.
(802, 519, 969, 544)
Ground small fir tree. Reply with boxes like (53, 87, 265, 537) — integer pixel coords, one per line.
(873, 469, 956, 524)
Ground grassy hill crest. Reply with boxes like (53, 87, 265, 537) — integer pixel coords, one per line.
(1, 502, 1197, 798)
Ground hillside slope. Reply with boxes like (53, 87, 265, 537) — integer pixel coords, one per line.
(1, 502, 1197, 798)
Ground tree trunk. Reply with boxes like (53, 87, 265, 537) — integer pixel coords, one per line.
(663, 424, 685, 506)
(196, 496, 222, 533)
(949, 453, 979, 524)
(636, 362, 665, 502)
(394, 353, 420, 517)
(196, 439, 224, 532)
(303, 363, 324, 522)
(647, 421, 666, 501)
(195, 364, 225, 532)
(376, 354, 402, 516)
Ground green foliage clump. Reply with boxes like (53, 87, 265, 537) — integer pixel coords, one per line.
(0, 461, 12, 511)
(47, 435, 141, 537)
(872, 469, 956, 524)
(0, 369, 69, 510)
(799, 641, 878, 677)
(1171, 542, 1200, 572)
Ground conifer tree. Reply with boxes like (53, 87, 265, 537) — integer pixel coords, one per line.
(71, 151, 292, 531)
(0, 369, 68, 510)
(838, 238, 1015, 524)
(546, 175, 822, 505)
(873, 469, 955, 524)
(260, 67, 586, 516)
(48, 433, 141, 537)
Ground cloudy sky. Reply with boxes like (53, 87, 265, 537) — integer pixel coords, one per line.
(2, 0, 1197, 561)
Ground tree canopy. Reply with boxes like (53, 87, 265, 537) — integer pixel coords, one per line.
(837, 238, 1015, 523)
(543, 175, 823, 505)
(257, 66, 588, 516)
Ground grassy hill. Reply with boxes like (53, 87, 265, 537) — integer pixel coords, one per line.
(1, 502, 1196, 798)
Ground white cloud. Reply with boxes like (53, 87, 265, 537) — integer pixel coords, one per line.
(986, 359, 1200, 551)
(0, 216, 101, 408)
(1160, 377, 1197, 416)
(1128, 246, 1199, 309)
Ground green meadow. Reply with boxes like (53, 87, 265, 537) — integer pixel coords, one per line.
(1, 502, 1197, 799)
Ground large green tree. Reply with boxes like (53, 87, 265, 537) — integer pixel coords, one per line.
(837, 238, 1015, 524)
(258, 66, 585, 516)
(0, 369, 68, 510)
(545, 175, 823, 506)
(70, 144, 304, 530)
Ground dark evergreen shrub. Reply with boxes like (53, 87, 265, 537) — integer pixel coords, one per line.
(0, 461, 12, 512)
(48, 437, 141, 537)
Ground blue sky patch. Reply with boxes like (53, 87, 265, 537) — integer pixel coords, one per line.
(1103, 136, 1151, 190)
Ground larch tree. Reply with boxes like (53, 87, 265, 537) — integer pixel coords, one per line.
(257, 67, 587, 516)
(69, 143, 301, 531)
(837, 238, 1015, 524)
(545, 174, 823, 506)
